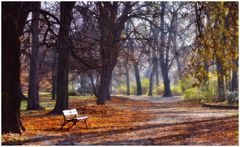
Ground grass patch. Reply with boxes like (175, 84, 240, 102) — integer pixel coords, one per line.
(21, 95, 94, 110)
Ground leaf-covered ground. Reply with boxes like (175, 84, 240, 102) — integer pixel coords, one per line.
(2, 96, 238, 145)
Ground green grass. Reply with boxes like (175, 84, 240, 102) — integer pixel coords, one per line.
(20, 100, 56, 110)
(69, 95, 93, 99)
(21, 94, 93, 110)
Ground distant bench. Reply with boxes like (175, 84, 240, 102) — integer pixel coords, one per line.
(61, 109, 89, 129)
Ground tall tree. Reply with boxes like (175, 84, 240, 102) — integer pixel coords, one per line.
(52, 2, 76, 113)
(2, 2, 31, 133)
(95, 2, 134, 104)
(148, 16, 160, 96)
(229, 2, 238, 92)
(133, 62, 143, 95)
(148, 56, 157, 96)
(159, 2, 172, 97)
(27, 2, 41, 110)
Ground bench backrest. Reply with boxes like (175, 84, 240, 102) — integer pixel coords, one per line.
(63, 109, 78, 117)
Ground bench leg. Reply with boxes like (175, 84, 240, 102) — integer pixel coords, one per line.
(61, 121, 66, 129)
(72, 120, 77, 127)
(61, 120, 72, 129)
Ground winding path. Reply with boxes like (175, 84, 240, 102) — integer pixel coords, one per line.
(125, 95, 237, 125)
(73, 95, 238, 145)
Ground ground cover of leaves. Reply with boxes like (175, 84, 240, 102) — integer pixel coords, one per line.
(1, 97, 238, 145)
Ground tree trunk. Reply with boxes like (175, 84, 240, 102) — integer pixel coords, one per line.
(106, 79, 112, 100)
(155, 62, 160, 86)
(161, 66, 172, 97)
(125, 64, 130, 95)
(51, 2, 75, 114)
(2, 2, 30, 134)
(175, 55, 182, 79)
(134, 63, 142, 95)
(80, 75, 86, 96)
(96, 34, 116, 104)
(51, 48, 58, 100)
(27, 2, 41, 110)
(231, 46, 238, 91)
(51, 70, 57, 100)
(148, 57, 157, 96)
(148, 69, 155, 96)
(97, 66, 114, 104)
(95, 2, 132, 104)
(173, 27, 182, 82)
(231, 65, 238, 92)
(216, 57, 225, 101)
(159, 2, 172, 97)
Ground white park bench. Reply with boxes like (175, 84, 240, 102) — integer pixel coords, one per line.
(61, 109, 89, 129)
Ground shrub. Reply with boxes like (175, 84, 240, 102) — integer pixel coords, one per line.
(171, 84, 182, 96)
(181, 72, 218, 103)
(226, 91, 238, 104)
(130, 85, 136, 95)
(141, 77, 150, 95)
(183, 87, 204, 102)
(153, 84, 164, 95)
(199, 85, 216, 102)
(116, 84, 127, 95)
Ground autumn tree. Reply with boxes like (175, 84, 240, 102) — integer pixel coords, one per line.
(191, 2, 238, 101)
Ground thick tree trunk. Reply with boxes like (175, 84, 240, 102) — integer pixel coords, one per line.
(27, 2, 41, 110)
(96, 2, 131, 104)
(125, 64, 131, 95)
(2, 12, 22, 134)
(161, 66, 172, 97)
(134, 63, 142, 95)
(159, 2, 172, 97)
(96, 34, 116, 104)
(106, 79, 112, 100)
(2, 2, 30, 134)
(52, 2, 75, 114)
(97, 66, 114, 104)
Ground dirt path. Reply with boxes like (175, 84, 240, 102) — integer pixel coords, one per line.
(79, 96, 238, 145)
(125, 95, 237, 125)
(67, 96, 238, 145)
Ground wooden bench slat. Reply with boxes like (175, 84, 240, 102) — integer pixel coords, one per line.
(63, 109, 78, 116)
(76, 116, 88, 120)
